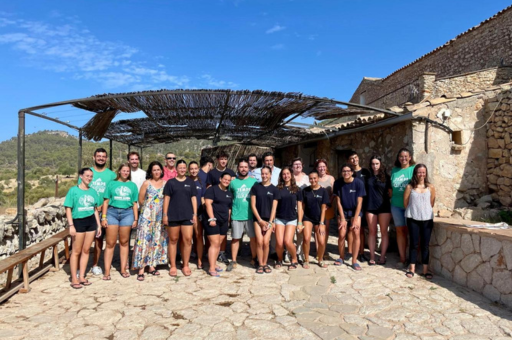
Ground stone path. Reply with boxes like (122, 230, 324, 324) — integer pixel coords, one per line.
(1, 235, 512, 340)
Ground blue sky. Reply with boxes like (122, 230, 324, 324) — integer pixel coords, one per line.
(0, 0, 510, 142)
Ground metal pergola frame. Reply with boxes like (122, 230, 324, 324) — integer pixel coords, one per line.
(13, 89, 403, 251)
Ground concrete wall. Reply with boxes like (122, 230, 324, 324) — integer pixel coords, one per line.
(430, 219, 512, 310)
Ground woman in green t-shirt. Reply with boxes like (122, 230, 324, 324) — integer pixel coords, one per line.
(64, 168, 102, 289)
(390, 148, 416, 268)
(101, 163, 139, 280)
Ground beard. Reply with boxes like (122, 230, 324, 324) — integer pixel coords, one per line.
(95, 161, 106, 169)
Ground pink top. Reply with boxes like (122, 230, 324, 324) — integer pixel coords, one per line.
(163, 167, 177, 181)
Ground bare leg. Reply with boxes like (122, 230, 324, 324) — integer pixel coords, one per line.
(104, 225, 119, 277)
(261, 229, 272, 266)
(275, 224, 286, 262)
(194, 222, 204, 268)
(378, 213, 391, 262)
(350, 217, 361, 265)
(180, 225, 193, 270)
(283, 225, 297, 263)
(249, 237, 257, 259)
(254, 222, 265, 265)
(396, 226, 408, 263)
(79, 231, 96, 281)
(338, 225, 347, 259)
(118, 227, 132, 274)
(93, 237, 103, 266)
(70, 233, 85, 284)
(366, 213, 378, 262)
(167, 227, 180, 275)
(302, 222, 313, 264)
(314, 224, 326, 262)
(231, 239, 241, 263)
(207, 234, 220, 273)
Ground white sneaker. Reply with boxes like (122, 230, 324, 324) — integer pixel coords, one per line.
(91, 266, 103, 276)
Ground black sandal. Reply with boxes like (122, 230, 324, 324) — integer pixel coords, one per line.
(405, 271, 414, 278)
(289, 262, 298, 270)
(263, 265, 272, 273)
(137, 274, 145, 281)
(256, 266, 264, 274)
(275, 261, 282, 269)
(148, 270, 160, 276)
(421, 272, 433, 280)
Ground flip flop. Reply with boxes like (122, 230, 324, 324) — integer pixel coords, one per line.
(121, 272, 130, 278)
(102, 275, 111, 281)
(70, 283, 83, 289)
(215, 266, 223, 272)
(351, 263, 362, 271)
(208, 271, 220, 277)
(79, 280, 92, 286)
(334, 258, 344, 266)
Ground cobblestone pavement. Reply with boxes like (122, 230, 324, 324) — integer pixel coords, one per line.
(1, 235, 512, 340)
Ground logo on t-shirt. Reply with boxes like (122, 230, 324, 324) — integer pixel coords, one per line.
(315, 195, 323, 199)
(393, 174, 409, 192)
(114, 186, 132, 201)
(349, 189, 356, 193)
(78, 195, 96, 211)
(184, 184, 190, 188)
(226, 194, 231, 198)
(267, 192, 274, 196)
(90, 178, 107, 194)
(236, 184, 251, 201)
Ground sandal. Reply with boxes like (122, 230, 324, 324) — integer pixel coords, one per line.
(318, 261, 328, 268)
(79, 280, 92, 286)
(289, 262, 298, 270)
(368, 260, 376, 266)
(102, 275, 111, 281)
(263, 265, 272, 273)
(378, 258, 387, 265)
(275, 261, 282, 269)
(121, 272, 130, 278)
(181, 267, 192, 277)
(148, 270, 160, 276)
(70, 283, 83, 289)
(208, 271, 220, 277)
(215, 266, 223, 272)
(334, 258, 344, 266)
(302, 262, 310, 269)
(169, 268, 178, 277)
(137, 274, 145, 281)
(351, 263, 362, 271)
(421, 272, 433, 280)
(256, 266, 264, 274)
(406, 271, 415, 278)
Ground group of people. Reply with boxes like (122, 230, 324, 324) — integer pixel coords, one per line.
(64, 146, 436, 288)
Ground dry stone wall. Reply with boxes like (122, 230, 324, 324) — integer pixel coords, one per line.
(486, 89, 512, 206)
(0, 197, 67, 285)
(430, 221, 512, 310)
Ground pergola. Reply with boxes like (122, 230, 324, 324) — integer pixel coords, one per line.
(14, 89, 400, 250)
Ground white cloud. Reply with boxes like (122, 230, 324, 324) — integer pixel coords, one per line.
(200, 74, 238, 88)
(266, 24, 286, 34)
(271, 43, 285, 50)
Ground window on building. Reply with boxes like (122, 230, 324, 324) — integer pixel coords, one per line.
(359, 93, 366, 105)
(452, 130, 463, 145)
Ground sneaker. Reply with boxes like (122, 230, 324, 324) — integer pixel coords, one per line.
(91, 266, 103, 276)
(218, 252, 229, 265)
(226, 261, 237, 272)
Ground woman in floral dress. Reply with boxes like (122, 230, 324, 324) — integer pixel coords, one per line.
(133, 161, 168, 281)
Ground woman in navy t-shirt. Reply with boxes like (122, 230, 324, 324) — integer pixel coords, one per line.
(163, 160, 197, 277)
(250, 166, 279, 274)
(366, 155, 392, 265)
(204, 172, 233, 277)
(333, 164, 366, 271)
(275, 166, 303, 270)
(189, 161, 206, 269)
(299, 171, 330, 269)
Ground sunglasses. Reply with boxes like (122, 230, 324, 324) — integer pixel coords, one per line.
(166, 157, 176, 160)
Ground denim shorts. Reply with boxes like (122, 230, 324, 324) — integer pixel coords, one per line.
(274, 218, 297, 227)
(391, 205, 407, 227)
(107, 206, 135, 226)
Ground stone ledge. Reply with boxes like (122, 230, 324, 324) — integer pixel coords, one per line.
(435, 217, 512, 242)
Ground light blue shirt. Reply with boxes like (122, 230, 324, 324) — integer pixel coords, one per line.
(253, 166, 281, 186)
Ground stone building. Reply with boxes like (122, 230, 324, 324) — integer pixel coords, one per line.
(276, 5, 512, 219)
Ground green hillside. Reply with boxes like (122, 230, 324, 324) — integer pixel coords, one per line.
(0, 131, 213, 207)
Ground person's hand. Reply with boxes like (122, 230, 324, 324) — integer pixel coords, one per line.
(101, 219, 108, 228)
(338, 218, 347, 230)
(209, 220, 217, 227)
(319, 225, 326, 236)
(350, 217, 360, 231)
(258, 220, 267, 229)
(69, 225, 76, 237)
(96, 228, 102, 238)
(297, 223, 304, 233)
(191, 215, 197, 225)
(163, 216, 168, 226)
(131, 220, 138, 229)
(271, 223, 276, 233)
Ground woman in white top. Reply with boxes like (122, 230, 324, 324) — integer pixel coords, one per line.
(403, 164, 436, 279)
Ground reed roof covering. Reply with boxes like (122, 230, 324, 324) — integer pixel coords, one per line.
(23, 89, 398, 147)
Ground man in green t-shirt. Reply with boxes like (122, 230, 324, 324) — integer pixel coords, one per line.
(85, 148, 116, 276)
(227, 159, 258, 271)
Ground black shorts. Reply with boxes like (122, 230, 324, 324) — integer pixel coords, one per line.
(167, 220, 193, 227)
(204, 220, 229, 236)
(367, 205, 391, 215)
(73, 214, 98, 233)
(302, 215, 320, 225)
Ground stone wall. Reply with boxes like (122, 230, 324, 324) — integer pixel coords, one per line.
(0, 197, 67, 285)
(486, 89, 512, 206)
(432, 67, 512, 99)
(350, 7, 512, 107)
(430, 219, 512, 309)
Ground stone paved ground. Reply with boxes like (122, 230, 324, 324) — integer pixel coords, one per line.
(1, 234, 512, 340)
